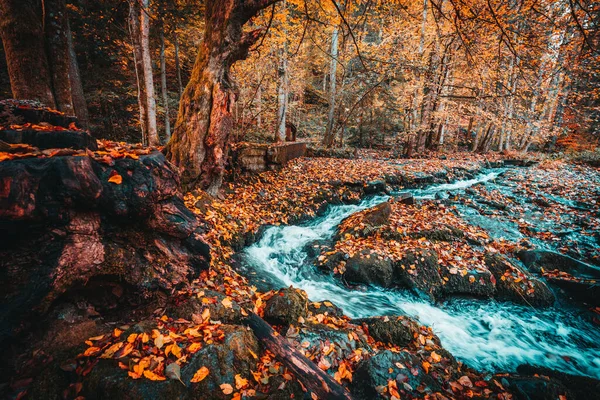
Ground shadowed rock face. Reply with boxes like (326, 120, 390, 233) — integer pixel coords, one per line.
(0, 151, 210, 342)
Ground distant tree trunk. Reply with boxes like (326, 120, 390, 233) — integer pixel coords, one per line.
(66, 19, 89, 128)
(174, 31, 183, 99)
(323, 26, 339, 147)
(166, 0, 280, 195)
(160, 29, 171, 140)
(257, 84, 262, 128)
(129, 0, 159, 146)
(276, 0, 288, 143)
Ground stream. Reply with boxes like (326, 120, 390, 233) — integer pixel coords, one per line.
(241, 170, 600, 379)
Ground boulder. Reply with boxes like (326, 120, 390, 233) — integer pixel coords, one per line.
(364, 180, 387, 195)
(441, 268, 496, 299)
(516, 364, 600, 400)
(351, 316, 420, 347)
(343, 250, 395, 288)
(168, 290, 243, 324)
(518, 250, 600, 279)
(336, 202, 391, 240)
(395, 249, 444, 299)
(79, 325, 259, 400)
(0, 151, 210, 343)
(263, 287, 308, 326)
(350, 350, 443, 399)
(485, 253, 555, 307)
(308, 300, 345, 318)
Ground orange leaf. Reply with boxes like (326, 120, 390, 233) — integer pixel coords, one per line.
(108, 171, 122, 185)
(220, 383, 234, 395)
(190, 366, 209, 383)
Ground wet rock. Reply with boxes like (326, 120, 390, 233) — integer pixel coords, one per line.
(263, 287, 308, 326)
(293, 323, 370, 359)
(81, 325, 259, 400)
(308, 300, 344, 317)
(168, 290, 243, 324)
(410, 225, 464, 242)
(441, 268, 496, 299)
(364, 180, 387, 195)
(350, 350, 442, 399)
(501, 375, 571, 400)
(485, 253, 555, 307)
(336, 202, 391, 240)
(546, 278, 600, 306)
(516, 364, 600, 400)
(351, 316, 420, 347)
(394, 249, 443, 299)
(518, 250, 600, 279)
(344, 250, 395, 288)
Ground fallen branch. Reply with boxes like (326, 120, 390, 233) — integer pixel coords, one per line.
(242, 312, 353, 400)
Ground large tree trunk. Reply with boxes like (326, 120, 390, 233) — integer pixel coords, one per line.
(166, 0, 280, 195)
(45, 0, 74, 115)
(0, 0, 56, 107)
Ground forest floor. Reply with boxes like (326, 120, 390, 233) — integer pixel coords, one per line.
(6, 146, 600, 400)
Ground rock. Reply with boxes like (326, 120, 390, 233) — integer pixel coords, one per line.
(410, 225, 464, 242)
(308, 300, 344, 317)
(292, 323, 370, 360)
(336, 202, 391, 240)
(80, 325, 259, 400)
(501, 375, 571, 400)
(168, 290, 243, 324)
(545, 278, 600, 306)
(263, 287, 308, 326)
(0, 152, 210, 343)
(351, 316, 420, 347)
(364, 180, 387, 195)
(395, 192, 414, 205)
(344, 250, 395, 288)
(395, 249, 444, 299)
(350, 350, 443, 399)
(516, 364, 600, 400)
(485, 253, 555, 307)
(518, 250, 600, 279)
(0, 127, 98, 151)
(441, 268, 496, 299)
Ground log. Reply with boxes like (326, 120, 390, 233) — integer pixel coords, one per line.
(242, 312, 353, 400)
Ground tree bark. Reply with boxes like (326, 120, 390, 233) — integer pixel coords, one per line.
(242, 313, 352, 400)
(323, 26, 339, 148)
(129, 0, 159, 146)
(0, 0, 56, 107)
(66, 19, 89, 128)
(166, 0, 280, 195)
(160, 30, 171, 140)
(45, 0, 74, 115)
(140, 0, 159, 146)
(174, 32, 184, 99)
(276, 0, 288, 143)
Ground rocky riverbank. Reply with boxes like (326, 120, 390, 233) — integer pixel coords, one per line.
(2, 106, 598, 400)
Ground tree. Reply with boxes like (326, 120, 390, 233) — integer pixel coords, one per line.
(0, 0, 89, 125)
(129, 0, 159, 146)
(166, 0, 280, 195)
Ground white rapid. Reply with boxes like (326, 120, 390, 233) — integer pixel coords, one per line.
(410, 169, 506, 199)
(242, 173, 600, 379)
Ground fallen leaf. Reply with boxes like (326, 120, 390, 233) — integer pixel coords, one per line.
(190, 366, 209, 383)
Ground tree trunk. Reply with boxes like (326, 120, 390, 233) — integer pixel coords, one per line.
(0, 0, 56, 107)
(323, 26, 339, 147)
(174, 32, 183, 99)
(45, 0, 74, 115)
(66, 19, 89, 128)
(276, 0, 288, 143)
(166, 0, 280, 195)
(140, 0, 159, 146)
(160, 30, 171, 140)
(129, 0, 159, 146)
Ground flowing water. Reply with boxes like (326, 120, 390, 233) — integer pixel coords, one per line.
(241, 170, 600, 379)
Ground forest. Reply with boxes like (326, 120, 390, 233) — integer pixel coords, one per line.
(0, 0, 599, 399)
